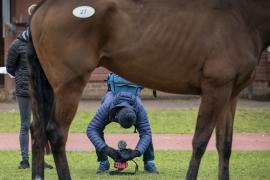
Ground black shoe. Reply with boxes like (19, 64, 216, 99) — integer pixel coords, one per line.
(18, 160, 30, 169)
(44, 162, 53, 169)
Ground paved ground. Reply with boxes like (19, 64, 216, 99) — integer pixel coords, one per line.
(1, 133, 270, 151)
(0, 98, 269, 152)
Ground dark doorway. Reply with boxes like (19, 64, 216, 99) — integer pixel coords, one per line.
(0, 2, 4, 87)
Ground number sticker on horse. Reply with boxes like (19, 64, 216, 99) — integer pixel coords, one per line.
(72, 6, 95, 18)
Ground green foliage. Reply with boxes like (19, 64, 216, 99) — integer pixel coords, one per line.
(0, 109, 270, 133)
(0, 151, 269, 180)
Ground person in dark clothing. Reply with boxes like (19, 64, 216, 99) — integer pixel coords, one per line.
(6, 29, 31, 169)
(87, 74, 159, 174)
(6, 29, 53, 169)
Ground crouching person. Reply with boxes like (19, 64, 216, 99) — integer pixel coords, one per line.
(86, 73, 159, 174)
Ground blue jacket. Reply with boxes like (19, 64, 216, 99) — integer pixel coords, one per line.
(86, 92, 152, 155)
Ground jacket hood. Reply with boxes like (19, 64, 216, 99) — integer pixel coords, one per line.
(17, 30, 30, 42)
(109, 92, 137, 121)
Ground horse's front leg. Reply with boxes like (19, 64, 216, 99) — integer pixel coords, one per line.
(185, 82, 233, 180)
(47, 75, 90, 180)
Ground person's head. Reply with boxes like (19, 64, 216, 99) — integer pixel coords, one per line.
(28, 4, 37, 16)
(115, 107, 136, 129)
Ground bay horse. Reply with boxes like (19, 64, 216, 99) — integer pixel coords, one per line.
(28, 0, 270, 179)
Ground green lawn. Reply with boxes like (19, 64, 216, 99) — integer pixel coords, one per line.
(0, 109, 270, 133)
(0, 151, 269, 180)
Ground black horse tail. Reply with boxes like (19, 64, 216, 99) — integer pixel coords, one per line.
(27, 37, 54, 155)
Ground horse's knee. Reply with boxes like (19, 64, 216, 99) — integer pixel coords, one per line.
(46, 121, 65, 152)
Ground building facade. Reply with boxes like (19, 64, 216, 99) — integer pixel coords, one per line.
(1, 0, 270, 100)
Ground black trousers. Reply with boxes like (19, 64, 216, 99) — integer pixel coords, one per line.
(17, 96, 31, 161)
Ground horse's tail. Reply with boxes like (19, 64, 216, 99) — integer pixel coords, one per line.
(27, 36, 54, 154)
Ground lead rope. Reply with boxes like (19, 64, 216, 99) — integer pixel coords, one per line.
(131, 159, 139, 174)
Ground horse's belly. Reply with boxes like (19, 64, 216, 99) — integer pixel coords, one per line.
(103, 57, 202, 95)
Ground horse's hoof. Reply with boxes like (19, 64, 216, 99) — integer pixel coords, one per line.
(34, 176, 43, 180)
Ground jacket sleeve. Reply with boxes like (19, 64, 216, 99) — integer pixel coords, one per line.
(6, 40, 20, 76)
(86, 102, 111, 152)
(134, 102, 152, 155)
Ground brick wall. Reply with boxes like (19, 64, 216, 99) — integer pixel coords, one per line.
(82, 67, 185, 99)
(255, 51, 270, 81)
(240, 50, 270, 100)
(82, 81, 185, 100)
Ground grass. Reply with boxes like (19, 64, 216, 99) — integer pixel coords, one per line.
(0, 109, 270, 133)
(0, 151, 269, 180)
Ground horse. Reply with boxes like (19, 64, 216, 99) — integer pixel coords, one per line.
(28, 0, 270, 179)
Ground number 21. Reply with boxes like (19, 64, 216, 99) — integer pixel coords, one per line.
(80, 9, 87, 15)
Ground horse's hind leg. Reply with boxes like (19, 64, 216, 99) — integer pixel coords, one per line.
(28, 41, 54, 180)
(30, 119, 45, 179)
(185, 82, 233, 180)
(46, 120, 70, 180)
(215, 97, 237, 180)
(47, 74, 90, 180)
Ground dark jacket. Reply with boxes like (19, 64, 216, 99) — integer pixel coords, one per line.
(6, 30, 30, 97)
(87, 92, 152, 155)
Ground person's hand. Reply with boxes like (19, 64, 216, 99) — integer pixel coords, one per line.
(120, 149, 141, 162)
(103, 146, 122, 161)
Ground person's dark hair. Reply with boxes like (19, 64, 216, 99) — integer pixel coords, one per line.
(115, 107, 136, 129)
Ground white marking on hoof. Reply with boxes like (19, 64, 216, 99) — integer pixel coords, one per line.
(34, 176, 43, 180)
(72, 6, 95, 18)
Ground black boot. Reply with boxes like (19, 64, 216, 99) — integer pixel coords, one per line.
(18, 160, 30, 169)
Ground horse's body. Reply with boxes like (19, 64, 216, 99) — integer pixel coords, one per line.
(29, 0, 270, 179)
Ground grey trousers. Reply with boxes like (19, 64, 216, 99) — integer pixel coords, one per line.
(17, 96, 31, 161)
